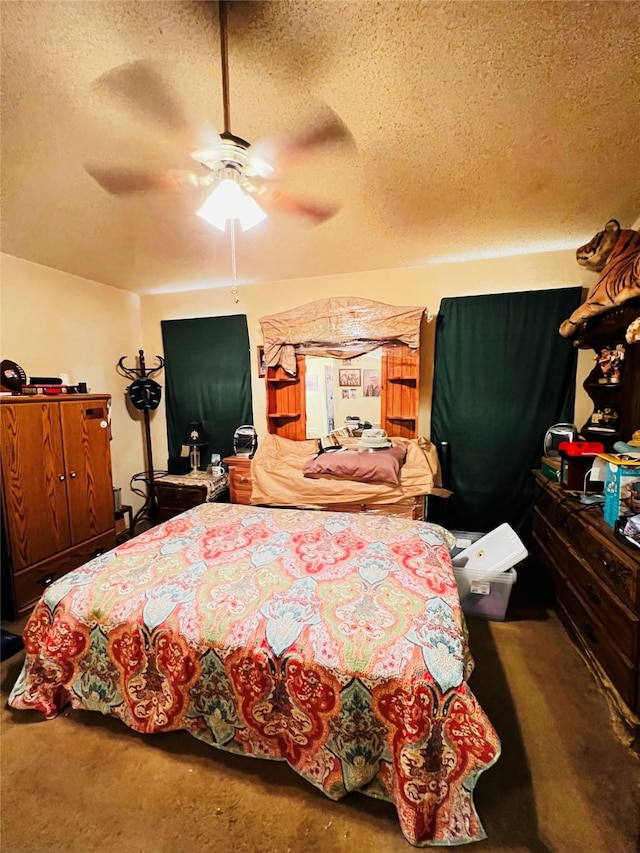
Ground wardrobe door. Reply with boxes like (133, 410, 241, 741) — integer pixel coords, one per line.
(0, 402, 71, 570)
(60, 399, 115, 544)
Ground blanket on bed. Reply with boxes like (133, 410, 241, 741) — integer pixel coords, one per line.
(9, 503, 499, 847)
(250, 433, 450, 507)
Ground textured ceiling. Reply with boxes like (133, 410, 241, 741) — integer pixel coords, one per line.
(1, 0, 639, 294)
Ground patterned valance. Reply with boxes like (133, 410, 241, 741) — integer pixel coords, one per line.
(259, 297, 426, 375)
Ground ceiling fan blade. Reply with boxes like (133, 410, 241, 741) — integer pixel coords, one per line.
(257, 187, 340, 224)
(84, 164, 201, 196)
(248, 108, 355, 176)
(92, 60, 191, 136)
(287, 108, 355, 156)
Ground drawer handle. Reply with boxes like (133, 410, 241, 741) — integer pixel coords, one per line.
(586, 584, 601, 606)
(69, 471, 77, 479)
(238, 476, 250, 484)
(38, 574, 55, 588)
(58, 474, 66, 482)
(582, 621, 598, 644)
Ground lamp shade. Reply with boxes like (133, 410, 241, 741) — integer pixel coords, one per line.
(183, 421, 209, 446)
(196, 169, 267, 233)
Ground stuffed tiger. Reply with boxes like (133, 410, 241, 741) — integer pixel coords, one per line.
(558, 219, 640, 337)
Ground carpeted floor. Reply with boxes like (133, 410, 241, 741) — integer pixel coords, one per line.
(1, 607, 639, 853)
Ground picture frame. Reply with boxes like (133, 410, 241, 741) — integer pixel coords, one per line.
(257, 346, 266, 378)
(363, 369, 382, 397)
(338, 368, 361, 387)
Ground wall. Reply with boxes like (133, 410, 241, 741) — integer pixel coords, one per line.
(140, 247, 595, 467)
(0, 248, 598, 500)
(0, 254, 144, 511)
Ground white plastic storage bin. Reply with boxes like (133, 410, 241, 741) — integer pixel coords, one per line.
(453, 566, 517, 621)
(451, 523, 528, 576)
(449, 530, 484, 558)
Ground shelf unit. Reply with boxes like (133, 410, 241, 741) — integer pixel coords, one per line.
(576, 298, 640, 451)
(264, 344, 420, 440)
(380, 343, 419, 438)
(265, 355, 307, 440)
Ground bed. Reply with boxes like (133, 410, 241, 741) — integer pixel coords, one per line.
(250, 433, 450, 514)
(8, 501, 500, 847)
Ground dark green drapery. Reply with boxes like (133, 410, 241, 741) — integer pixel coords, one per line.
(430, 288, 582, 535)
(161, 315, 253, 464)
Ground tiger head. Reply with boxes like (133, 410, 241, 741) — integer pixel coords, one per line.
(576, 219, 620, 272)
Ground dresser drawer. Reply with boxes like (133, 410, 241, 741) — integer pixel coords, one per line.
(564, 547, 639, 661)
(532, 533, 565, 588)
(156, 483, 207, 509)
(13, 529, 116, 613)
(227, 467, 251, 505)
(574, 523, 640, 611)
(558, 579, 637, 709)
(533, 507, 571, 575)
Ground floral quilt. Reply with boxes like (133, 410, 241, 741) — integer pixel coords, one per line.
(9, 502, 500, 846)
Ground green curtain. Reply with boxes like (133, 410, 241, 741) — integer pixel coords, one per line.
(430, 288, 582, 535)
(161, 315, 253, 465)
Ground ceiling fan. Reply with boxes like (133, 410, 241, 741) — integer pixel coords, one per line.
(84, 0, 355, 230)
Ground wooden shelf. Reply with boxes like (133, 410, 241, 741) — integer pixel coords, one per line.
(584, 382, 623, 390)
(265, 344, 421, 441)
(579, 305, 640, 451)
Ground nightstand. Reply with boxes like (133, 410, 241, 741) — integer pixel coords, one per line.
(155, 481, 208, 522)
(223, 455, 253, 504)
(154, 471, 229, 522)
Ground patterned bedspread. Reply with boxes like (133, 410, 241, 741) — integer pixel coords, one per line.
(9, 503, 500, 846)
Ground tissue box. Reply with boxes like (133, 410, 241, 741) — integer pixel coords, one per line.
(599, 454, 640, 527)
(453, 567, 517, 621)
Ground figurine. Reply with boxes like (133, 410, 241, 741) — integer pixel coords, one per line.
(596, 343, 625, 384)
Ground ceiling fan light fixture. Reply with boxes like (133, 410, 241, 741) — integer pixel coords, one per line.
(238, 192, 268, 232)
(196, 170, 267, 232)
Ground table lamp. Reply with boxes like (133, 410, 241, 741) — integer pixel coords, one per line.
(183, 421, 209, 475)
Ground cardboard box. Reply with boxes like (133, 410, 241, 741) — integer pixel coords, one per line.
(453, 567, 517, 621)
(599, 454, 640, 527)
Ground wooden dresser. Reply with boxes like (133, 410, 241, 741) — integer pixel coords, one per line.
(531, 470, 639, 750)
(1, 395, 116, 620)
(223, 455, 254, 505)
(223, 455, 425, 519)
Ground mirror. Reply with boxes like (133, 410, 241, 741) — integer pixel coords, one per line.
(305, 348, 382, 438)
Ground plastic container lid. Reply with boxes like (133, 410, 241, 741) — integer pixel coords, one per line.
(451, 523, 528, 580)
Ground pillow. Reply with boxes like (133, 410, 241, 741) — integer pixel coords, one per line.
(302, 446, 407, 485)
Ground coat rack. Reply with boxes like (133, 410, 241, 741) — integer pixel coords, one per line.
(117, 350, 165, 533)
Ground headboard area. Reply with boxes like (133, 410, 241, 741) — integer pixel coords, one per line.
(258, 297, 428, 441)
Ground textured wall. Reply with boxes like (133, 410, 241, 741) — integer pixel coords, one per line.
(0, 254, 144, 511)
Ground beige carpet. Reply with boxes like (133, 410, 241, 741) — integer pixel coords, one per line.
(1, 610, 639, 853)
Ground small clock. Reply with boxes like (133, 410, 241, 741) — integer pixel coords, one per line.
(128, 377, 162, 410)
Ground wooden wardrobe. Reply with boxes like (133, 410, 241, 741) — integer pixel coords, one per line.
(1, 395, 116, 619)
